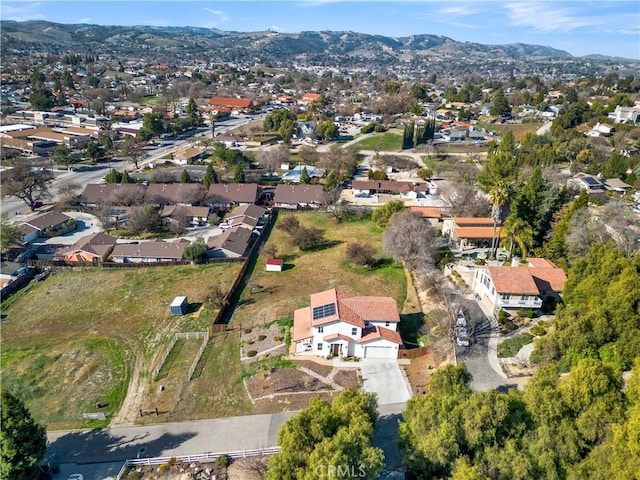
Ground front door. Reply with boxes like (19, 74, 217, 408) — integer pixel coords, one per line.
(330, 344, 341, 357)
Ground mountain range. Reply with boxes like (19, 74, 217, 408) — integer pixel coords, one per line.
(2, 20, 638, 77)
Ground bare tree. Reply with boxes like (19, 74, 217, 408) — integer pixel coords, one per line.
(128, 205, 162, 235)
(298, 145, 319, 165)
(382, 210, 439, 270)
(118, 136, 147, 169)
(346, 242, 377, 267)
(2, 162, 54, 211)
(257, 144, 290, 175)
(179, 184, 207, 205)
(94, 202, 116, 231)
(168, 206, 192, 235)
(448, 183, 491, 217)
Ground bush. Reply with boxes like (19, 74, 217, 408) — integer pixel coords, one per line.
(244, 328, 252, 334)
(373, 124, 387, 133)
(529, 324, 547, 336)
(498, 334, 534, 357)
(517, 308, 536, 319)
(214, 454, 232, 468)
(346, 242, 377, 267)
(247, 350, 258, 357)
(497, 309, 510, 325)
(273, 335, 284, 342)
(257, 334, 267, 341)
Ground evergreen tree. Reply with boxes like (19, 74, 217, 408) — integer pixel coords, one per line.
(299, 166, 310, 184)
(0, 391, 47, 480)
(203, 163, 218, 187)
(121, 170, 131, 184)
(233, 164, 245, 183)
(180, 169, 191, 183)
(325, 170, 338, 189)
(105, 169, 123, 184)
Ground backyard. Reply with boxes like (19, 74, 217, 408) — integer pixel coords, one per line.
(352, 130, 404, 152)
(0, 263, 242, 429)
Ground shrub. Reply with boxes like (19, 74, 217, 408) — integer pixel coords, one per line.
(373, 124, 387, 133)
(530, 324, 547, 337)
(346, 242, 377, 267)
(273, 335, 284, 342)
(257, 334, 267, 341)
(517, 308, 536, 319)
(214, 454, 232, 468)
(244, 328, 252, 334)
(247, 350, 258, 357)
(498, 334, 534, 358)
(497, 310, 510, 325)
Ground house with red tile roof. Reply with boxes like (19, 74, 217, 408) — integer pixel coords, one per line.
(298, 92, 322, 105)
(293, 288, 402, 359)
(472, 258, 567, 315)
(442, 216, 506, 250)
(208, 96, 255, 112)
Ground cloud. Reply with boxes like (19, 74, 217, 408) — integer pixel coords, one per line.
(202, 7, 228, 26)
(1, 2, 45, 22)
(77, 17, 91, 24)
(436, 6, 480, 16)
(506, 3, 592, 32)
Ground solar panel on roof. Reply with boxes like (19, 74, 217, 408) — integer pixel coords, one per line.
(312, 303, 336, 320)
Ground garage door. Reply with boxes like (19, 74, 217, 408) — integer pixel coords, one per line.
(364, 345, 396, 359)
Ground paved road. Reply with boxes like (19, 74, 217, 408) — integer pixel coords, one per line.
(46, 412, 294, 465)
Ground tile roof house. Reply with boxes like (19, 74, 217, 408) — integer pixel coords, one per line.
(472, 257, 567, 315)
(274, 184, 324, 209)
(58, 232, 118, 262)
(172, 147, 207, 165)
(208, 97, 254, 112)
(110, 240, 186, 263)
(293, 288, 402, 359)
(442, 217, 505, 250)
(207, 183, 259, 207)
(20, 212, 76, 243)
(352, 180, 428, 198)
(206, 227, 252, 258)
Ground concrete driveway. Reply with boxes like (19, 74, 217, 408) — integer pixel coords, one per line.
(360, 359, 411, 406)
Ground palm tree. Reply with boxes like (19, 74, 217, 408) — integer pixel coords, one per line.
(504, 216, 534, 259)
(488, 182, 509, 258)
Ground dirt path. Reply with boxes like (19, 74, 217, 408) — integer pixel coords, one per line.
(110, 355, 149, 426)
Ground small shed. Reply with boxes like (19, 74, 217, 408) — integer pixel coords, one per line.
(266, 258, 284, 272)
(170, 296, 188, 315)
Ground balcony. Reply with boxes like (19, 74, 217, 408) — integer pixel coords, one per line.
(498, 297, 542, 309)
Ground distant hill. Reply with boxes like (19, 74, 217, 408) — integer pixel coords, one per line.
(2, 20, 637, 76)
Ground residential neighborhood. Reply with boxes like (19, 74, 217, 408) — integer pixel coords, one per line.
(1, 11, 640, 480)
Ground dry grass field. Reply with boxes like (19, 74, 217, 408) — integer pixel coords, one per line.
(0, 263, 242, 429)
(231, 211, 408, 328)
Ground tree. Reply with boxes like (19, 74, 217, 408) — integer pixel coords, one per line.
(489, 89, 511, 116)
(138, 112, 165, 140)
(52, 144, 75, 170)
(382, 210, 439, 269)
(346, 243, 377, 267)
(325, 171, 338, 189)
(29, 89, 55, 110)
(202, 163, 218, 187)
(0, 391, 47, 480)
(128, 205, 162, 236)
(267, 389, 383, 480)
(186, 96, 201, 126)
(289, 226, 325, 251)
(416, 167, 433, 180)
(184, 237, 208, 263)
(180, 169, 191, 183)
(233, 164, 245, 183)
(488, 182, 510, 258)
(299, 166, 310, 184)
(119, 136, 147, 169)
(503, 215, 533, 259)
(371, 199, 405, 227)
(257, 144, 289, 175)
(315, 120, 339, 140)
(84, 142, 100, 163)
(3, 162, 54, 211)
(0, 213, 22, 254)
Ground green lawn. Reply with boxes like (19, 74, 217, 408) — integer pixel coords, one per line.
(0, 263, 242, 429)
(353, 131, 403, 152)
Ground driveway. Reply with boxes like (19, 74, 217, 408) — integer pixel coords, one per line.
(360, 359, 412, 405)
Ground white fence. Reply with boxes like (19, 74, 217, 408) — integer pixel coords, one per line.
(152, 332, 209, 381)
(188, 331, 210, 380)
(116, 447, 280, 479)
(175, 331, 208, 340)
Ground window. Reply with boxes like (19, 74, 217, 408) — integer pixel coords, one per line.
(351, 328, 357, 336)
(503, 294, 511, 301)
(317, 343, 323, 351)
(491, 287, 495, 295)
(317, 326, 323, 333)
(312, 303, 337, 320)
(385, 321, 390, 327)
(522, 295, 529, 301)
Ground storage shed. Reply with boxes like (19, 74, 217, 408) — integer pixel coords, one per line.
(266, 258, 284, 272)
(170, 296, 188, 315)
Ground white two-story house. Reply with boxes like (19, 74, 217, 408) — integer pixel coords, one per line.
(293, 288, 402, 359)
(473, 258, 567, 315)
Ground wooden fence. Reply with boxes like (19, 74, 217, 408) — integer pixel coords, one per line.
(398, 345, 431, 359)
(28, 257, 244, 270)
(187, 331, 210, 381)
(0, 268, 38, 301)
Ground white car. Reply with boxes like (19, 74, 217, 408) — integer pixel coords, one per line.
(68, 475, 84, 480)
(456, 336, 470, 347)
(219, 223, 231, 229)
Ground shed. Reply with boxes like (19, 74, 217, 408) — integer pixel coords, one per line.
(170, 296, 188, 315)
(266, 258, 284, 272)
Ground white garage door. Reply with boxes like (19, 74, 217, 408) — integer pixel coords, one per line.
(364, 345, 396, 359)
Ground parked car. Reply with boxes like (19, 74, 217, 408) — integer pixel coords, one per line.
(456, 310, 467, 328)
(456, 335, 470, 347)
(219, 223, 231, 229)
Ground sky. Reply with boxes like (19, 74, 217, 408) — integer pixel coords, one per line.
(2, 1, 639, 59)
